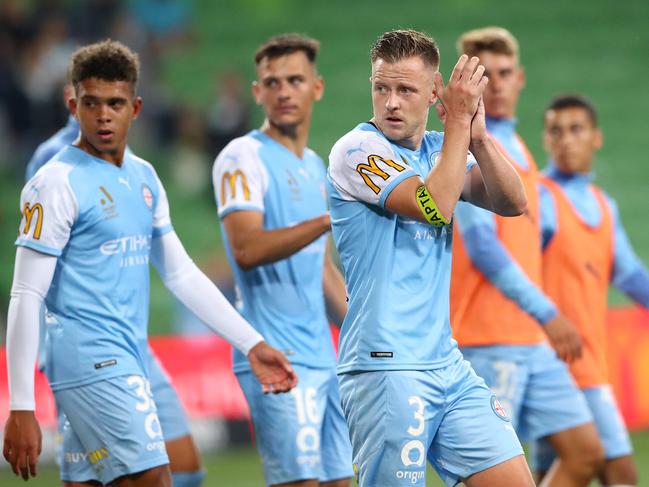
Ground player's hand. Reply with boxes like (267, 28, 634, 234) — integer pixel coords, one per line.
(543, 314, 583, 363)
(434, 54, 488, 126)
(469, 96, 489, 146)
(247, 341, 298, 394)
(3, 410, 42, 481)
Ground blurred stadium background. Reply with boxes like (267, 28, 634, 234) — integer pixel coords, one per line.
(0, 0, 648, 485)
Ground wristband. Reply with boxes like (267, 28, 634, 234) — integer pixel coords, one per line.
(416, 185, 450, 226)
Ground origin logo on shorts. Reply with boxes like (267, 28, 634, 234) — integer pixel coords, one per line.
(490, 395, 510, 422)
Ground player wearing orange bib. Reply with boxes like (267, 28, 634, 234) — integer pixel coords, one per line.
(534, 94, 649, 487)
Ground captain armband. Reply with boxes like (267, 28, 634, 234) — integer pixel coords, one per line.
(415, 186, 450, 227)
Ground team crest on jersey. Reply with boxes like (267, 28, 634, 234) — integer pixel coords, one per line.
(491, 395, 510, 422)
(429, 151, 440, 167)
(141, 184, 153, 209)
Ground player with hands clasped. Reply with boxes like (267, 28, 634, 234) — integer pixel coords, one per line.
(327, 29, 533, 487)
(3, 39, 296, 486)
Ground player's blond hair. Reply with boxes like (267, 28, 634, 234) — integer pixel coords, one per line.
(457, 27, 519, 63)
(370, 29, 440, 69)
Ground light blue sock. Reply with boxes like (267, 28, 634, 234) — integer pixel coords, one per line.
(172, 470, 207, 487)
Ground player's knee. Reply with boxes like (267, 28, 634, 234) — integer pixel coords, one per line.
(171, 469, 207, 487)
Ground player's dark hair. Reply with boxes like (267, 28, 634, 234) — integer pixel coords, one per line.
(70, 39, 140, 94)
(255, 33, 320, 65)
(545, 94, 598, 127)
(370, 29, 439, 69)
(458, 26, 519, 62)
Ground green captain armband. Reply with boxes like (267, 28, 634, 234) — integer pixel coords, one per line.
(415, 185, 450, 227)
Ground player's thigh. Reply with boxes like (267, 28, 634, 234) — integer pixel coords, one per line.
(319, 368, 354, 483)
(238, 366, 332, 485)
(583, 385, 633, 460)
(55, 374, 170, 485)
(430, 358, 525, 487)
(111, 464, 172, 487)
(459, 346, 527, 430)
(521, 343, 592, 441)
(463, 454, 534, 487)
(338, 370, 445, 487)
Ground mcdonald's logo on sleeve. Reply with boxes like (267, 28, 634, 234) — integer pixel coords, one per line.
(22, 202, 44, 240)
(356, 154, 406, 194)
(220, 170, 251, 203)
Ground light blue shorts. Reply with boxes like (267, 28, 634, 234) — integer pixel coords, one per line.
(338, 356, 523, 487)
(461, 343, 592, 442)
(531, 384, 633, 471)
(237, 365, 353, 485)
(57, 374, 169, 484)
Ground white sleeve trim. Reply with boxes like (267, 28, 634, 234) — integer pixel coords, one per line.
(7, 247, 58, 410)
(212, 136, 268, 217)
(151, 231, 264, 354)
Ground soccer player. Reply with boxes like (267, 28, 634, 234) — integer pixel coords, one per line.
(3, 40, 297, 486)
(534, 94, 649, 487)
(450, 26, 604, 486)
(24, 82, 206, 487)
(327, 29, 534, 487)
(212, 34, 352, 487)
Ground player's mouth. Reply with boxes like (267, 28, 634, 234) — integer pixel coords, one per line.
(97, 129, 114, 141)
(385, 116, 404, 125)
(276, 105, 298, 114)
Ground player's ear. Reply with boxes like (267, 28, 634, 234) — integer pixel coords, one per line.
(131, 97, 143, 119)
(517, 65, 526, 90)
(68, 96, 78, 119)
(593, 127, 603, 150)
(314, 76, 324, 102)
(252, 80, 264, 105)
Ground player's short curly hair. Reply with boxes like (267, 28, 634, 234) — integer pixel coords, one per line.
(457, 27, 519, 63)
(545, 94, 598, 127)
(254, 33, 320, 65)
(370, 29, 439, 69)
(70, 39, 140, 93)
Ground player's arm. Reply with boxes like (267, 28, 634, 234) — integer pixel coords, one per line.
(221, 210, 330, 270)
(3, 248, 55, 480)
(213, 141, 330, 270)
(322, 240, 347, 326)
(607, 196, 649, 308)
(383, 56, 487, 222)
(455, 202, 582, 362)
(4, 164, 76, 479)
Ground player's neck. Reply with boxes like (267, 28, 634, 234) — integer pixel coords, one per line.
(75, 136, 125, 166)
(261, 119, 309, 159)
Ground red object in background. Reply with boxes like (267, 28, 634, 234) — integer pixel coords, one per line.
(1, 311, 647, 430)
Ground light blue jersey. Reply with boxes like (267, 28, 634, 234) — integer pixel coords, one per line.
(327, 122, 475, 373)
(213, 130, 335, 373)
(16, 146, 173, 391)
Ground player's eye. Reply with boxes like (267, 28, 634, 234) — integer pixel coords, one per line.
(289, 76, 304, 85)
(264, 79, 278, 88)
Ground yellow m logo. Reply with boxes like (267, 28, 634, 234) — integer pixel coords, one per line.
(356, 154, 406, 194)
(22, 202, 44, 240)
(221, 170, 250, 203)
